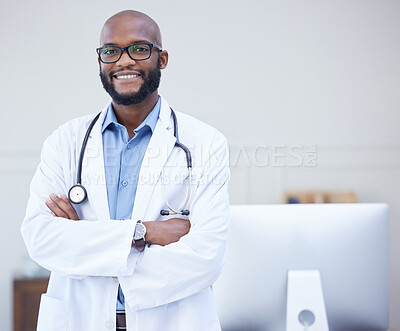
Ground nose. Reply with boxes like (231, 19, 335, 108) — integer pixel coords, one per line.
(117, 49, 136, 67)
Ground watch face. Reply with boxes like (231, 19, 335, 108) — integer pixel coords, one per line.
(134, 223, 146, 240)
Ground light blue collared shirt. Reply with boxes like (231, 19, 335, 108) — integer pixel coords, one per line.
(102, 97, 161, 310)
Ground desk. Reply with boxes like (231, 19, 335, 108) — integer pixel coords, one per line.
(13, 277, 49, 331)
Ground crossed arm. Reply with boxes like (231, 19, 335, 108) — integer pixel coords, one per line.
(45, 193, 191, 247)
(22, 125, 229, 309)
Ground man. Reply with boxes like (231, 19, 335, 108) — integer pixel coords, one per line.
(21, 10, 230, 331)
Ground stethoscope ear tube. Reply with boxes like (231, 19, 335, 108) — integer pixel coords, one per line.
(170, 108, 192, 168)
(160, 209, 190, 216)
(160, 165, 192, 217)
(175, 141, 192, 168)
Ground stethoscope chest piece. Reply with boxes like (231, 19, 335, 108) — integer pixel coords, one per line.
(68, 184, 87, 204)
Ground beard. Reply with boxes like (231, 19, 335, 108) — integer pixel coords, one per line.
(100, 57, 161, 106)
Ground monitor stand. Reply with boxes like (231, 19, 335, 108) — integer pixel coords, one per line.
(286, 270, 329, 331)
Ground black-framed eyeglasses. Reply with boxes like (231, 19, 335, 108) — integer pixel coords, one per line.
(96, 42, 162, 64)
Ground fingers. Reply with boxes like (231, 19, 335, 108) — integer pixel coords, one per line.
(46, 193, 80, 220)
(46, 198, 67, 218)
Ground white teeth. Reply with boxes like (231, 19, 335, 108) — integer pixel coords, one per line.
(116, 74, 139, 79)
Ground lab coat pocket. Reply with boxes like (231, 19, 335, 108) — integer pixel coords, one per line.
(37, 293, 70, 331)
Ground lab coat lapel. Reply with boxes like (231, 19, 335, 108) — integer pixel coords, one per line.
(82, 107, 110, 220)
(132, 99, 175, 220)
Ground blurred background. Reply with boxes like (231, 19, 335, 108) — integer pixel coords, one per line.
(0, 0, 399, 330)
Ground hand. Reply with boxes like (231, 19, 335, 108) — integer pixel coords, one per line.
(143, 218, 191, 246)
(45, 193, 80, 220)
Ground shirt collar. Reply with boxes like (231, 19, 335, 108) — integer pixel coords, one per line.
(101, 96, 161, 134)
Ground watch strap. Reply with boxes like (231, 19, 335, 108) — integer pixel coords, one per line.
(134, 238, 145, 252)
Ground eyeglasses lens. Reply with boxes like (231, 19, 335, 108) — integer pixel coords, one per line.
(100, 46, 121, 63)
(128, 44, 151, 60)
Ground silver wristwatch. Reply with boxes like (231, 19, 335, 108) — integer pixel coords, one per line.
(133, 220, 146, 252)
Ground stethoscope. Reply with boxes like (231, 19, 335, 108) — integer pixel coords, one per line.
(68, 108, 192, 216)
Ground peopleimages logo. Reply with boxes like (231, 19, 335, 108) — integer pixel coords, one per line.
(82, 143, 318, 170)
(229, 144, 318, 168)
(80, 144, 317, 186)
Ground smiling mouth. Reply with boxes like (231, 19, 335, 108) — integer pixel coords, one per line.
(115, 74, 140, 79)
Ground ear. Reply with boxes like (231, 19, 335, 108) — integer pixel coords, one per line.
(160, 50, 169, 70)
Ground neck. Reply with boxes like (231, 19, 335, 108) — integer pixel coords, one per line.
(111, 91, 159, 138)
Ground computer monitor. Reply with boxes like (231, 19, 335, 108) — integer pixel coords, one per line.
(213, 203, 389, 331)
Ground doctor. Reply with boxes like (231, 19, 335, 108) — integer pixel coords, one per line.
(21, 10, 230, 331)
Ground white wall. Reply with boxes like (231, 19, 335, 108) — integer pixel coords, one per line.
(1, 0, 399, 330)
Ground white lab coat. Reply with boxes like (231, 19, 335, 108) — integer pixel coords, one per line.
(21, 97, 230, 331)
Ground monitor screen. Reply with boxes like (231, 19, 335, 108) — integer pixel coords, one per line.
(213, 203, 389, 331)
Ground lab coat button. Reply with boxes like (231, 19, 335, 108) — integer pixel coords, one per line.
(121, 180, 128, 187)
(105, 320, 114, 329)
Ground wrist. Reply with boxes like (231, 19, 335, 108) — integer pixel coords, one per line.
(142, 221, 154, 244)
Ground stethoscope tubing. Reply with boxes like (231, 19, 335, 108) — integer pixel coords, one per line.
(76, 112, 101, 185)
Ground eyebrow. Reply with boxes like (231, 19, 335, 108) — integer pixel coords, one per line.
(101, 40, 153, 47)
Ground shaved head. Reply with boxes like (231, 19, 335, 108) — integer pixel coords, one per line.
(97, 10, 169, 107)
(100, 10, 162, 47)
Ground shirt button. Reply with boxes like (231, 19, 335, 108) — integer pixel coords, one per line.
(105, 320, 114, 329)
(127, 144, 132, 149)
(121, 180, 128, 187)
